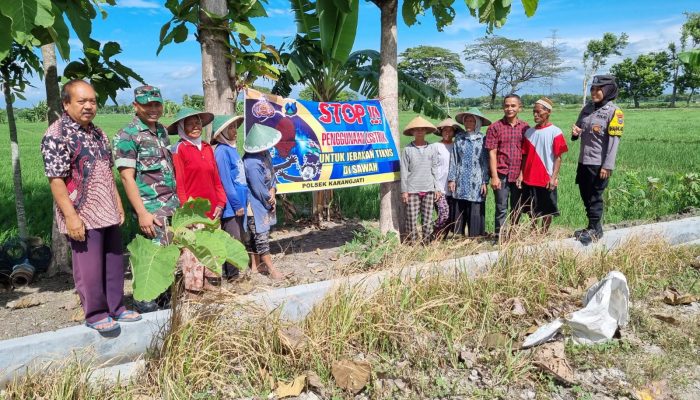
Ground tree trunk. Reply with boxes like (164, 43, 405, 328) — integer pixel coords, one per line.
(3, 73, 28, 241)
(42, 44, 62, 123)
(634, 97, 640, 108)
(581, 74, 589, 108)
(688, 88, 696, 106)
(42, 43, 72, 276)
(377, 0, 402, 236)
(199, 0, 234, 120)
(489, 78, 498, 109)
(670, 64, 679, 108)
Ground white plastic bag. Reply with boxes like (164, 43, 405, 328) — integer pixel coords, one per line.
(522, 271, 629, 348)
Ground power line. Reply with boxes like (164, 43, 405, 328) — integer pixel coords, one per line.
(546, 29, 558, 95)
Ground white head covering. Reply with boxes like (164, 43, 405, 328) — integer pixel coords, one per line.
(215, 127, 237, 148)
(465, 116, 482, 135)
(177, 118, 202, 150)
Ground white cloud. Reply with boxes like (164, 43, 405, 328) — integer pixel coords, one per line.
(268, 8, 287, 16)
(443, 18, 481, 35)
(166, 65, 199, 80)
(114, 0, 161, 9)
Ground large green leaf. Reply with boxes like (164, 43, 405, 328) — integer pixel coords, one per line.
(50, 14, 71, 60)
(218, 231, 250, 271)
(317, 0, 358, 62)
(521, 0, 538, 17)
(171, 198, 219, 230)
(187, 230, 228, 275)
(128, 236, 180, 302)
(59, 1, 92, 47)
(290, 0, 319, 40)
(102, 41, 121, 59)
(680, 49, 700, 68)
(0, 14, 13, 61)
(0, 0, 54, 45)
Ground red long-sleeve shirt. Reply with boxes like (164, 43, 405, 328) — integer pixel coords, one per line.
(172, 140, 226, 218)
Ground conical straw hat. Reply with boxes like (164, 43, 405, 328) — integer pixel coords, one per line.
(455, 107, 492, 126)
(243, 123, 282, 153)
(166, 107, 215, 134)
(402, 116, 437, 136)
(210, 115, 244, 144)
(435, 118, 462, 136)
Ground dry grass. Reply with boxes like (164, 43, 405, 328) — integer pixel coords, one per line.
(2, 238, 699, 399)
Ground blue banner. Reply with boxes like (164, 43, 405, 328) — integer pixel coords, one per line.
(244, 88, 400, 194)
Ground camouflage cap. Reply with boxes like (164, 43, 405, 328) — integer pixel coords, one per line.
(134, 85, 163, 104)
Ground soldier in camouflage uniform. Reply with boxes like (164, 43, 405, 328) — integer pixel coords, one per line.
(114, 85, 179, 312)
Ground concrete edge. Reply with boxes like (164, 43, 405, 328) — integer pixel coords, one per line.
(1, 216, 698, 386)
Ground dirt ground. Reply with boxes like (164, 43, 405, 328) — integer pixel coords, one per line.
(0, 220, 365, 340)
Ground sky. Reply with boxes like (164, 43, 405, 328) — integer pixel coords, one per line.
(10, 0, 699, 107)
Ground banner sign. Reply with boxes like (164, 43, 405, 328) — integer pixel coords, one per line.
(244, 88, 400, 194)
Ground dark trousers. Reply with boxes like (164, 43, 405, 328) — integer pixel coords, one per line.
(493, 174, 523, 236)
(454, 199, 486, 237)
(576, 164, 609, 230)
(222, 216, 246, 277)
(69, 225, 126, 323)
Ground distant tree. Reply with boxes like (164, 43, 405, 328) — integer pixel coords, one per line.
(463, 36, 517, 108)
(398, 46, 465, 96)
(611, 52, 671, 108)
(182, 94, 205, 109)
(464, 36, 570, 108)
(298, 86, 358, 101)
(502, 39, 571, 94)
(581, 33, 629, 106)
(163, 100, 180, 117)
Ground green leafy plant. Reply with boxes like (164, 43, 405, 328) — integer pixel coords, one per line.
(340, 225, 399, 270)
(127, 198, 249, 302)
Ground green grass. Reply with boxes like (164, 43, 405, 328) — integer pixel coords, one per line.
(1, 107, 699, 242)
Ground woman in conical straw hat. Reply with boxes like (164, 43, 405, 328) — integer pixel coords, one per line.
(170, 107, 226, 220)
(432, 117, 461, 239)
(242, 123, 288, 280)
(448, 107, 491, 238)
(211, 114, 247, 280)
(400, 116, 442, 244)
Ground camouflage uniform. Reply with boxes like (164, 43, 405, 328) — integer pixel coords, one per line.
(114, 87, 179, 244)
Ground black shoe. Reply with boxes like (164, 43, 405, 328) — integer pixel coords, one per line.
(578, 228, 602, 246)
(134, 300, 159, 313)
(573, 228, 588, 240)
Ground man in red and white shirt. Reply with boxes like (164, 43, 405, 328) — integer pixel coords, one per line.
(517, 97, 568, 233)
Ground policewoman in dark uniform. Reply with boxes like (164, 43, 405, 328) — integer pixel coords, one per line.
(571, 75, 624, 245)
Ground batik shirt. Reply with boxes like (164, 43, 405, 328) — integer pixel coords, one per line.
(113, 116, 179, 218)
(41, 113, 121, 233)
(448, 132, 489, 202)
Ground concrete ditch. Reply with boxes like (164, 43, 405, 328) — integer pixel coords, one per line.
(1, 216, 699, 386)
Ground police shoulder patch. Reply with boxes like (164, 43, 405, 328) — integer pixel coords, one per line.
(608, 109, 624, 137)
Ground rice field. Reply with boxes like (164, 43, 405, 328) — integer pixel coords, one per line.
(0, 106, 698, 242)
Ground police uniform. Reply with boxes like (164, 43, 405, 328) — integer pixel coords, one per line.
(572, 75, 624, 243)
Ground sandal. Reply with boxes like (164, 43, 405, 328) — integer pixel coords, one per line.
(85, 317, 120, 333)
(113, 310, 142, 322)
